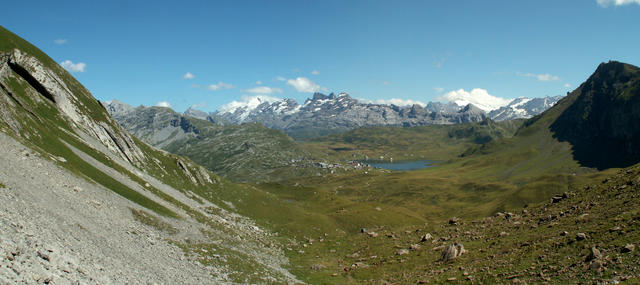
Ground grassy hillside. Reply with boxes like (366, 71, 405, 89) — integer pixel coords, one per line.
(302, 118, 524, 162)
(110, 104, 317, 182)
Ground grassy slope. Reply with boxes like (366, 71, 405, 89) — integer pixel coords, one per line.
(251, 79, 614, 282)
(301, 119, 524, 162)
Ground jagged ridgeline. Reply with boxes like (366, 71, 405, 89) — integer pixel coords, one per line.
(0, 26, 301, 283)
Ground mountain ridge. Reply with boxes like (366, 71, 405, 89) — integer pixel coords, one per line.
(202, 92, 562, 139)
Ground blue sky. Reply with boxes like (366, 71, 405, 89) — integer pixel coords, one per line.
(3, 0, 640, 112)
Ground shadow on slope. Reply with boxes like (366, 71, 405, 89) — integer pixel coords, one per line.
(550, 61, 640, 169)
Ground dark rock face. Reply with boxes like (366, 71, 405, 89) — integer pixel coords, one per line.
(550, 61, 640, 169)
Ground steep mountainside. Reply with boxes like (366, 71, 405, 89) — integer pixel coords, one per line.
(0, 26, 300, 283)
(208, 93, 561, 139)
(550, 61, 640, 169)
(104, 102, 313, 182)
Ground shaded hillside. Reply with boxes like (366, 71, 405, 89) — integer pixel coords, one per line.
(550, 61, 640, 169)
(104, 102, 313, 182)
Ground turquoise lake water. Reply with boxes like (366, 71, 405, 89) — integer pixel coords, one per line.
(367, 160, 434, 171)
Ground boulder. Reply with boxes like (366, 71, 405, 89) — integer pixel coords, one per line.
(621, 244, 635, 253)
(420, 233, 432, 242)
(440, 243, 467, 261)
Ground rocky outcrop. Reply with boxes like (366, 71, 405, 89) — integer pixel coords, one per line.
(0, 49, 146, 166)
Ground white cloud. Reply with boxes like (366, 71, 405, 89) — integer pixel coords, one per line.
(375, 98, 426, 107)
(286, 77, 327, 93)
(434, 87, 444, 93)
(564, 83, 571, 88)
(439, 88, 512, 112)
(597, 0, 640, 7)
(190, 102, 206, 109)
(256, 80, 263, 85)
(54, 39, 67, 45)
(155, 101, 171, 108)
(519, 72, 560, 82)
(206, 81, 235, 91)
(60, 60, 86, 72)
(275, 76, 286, 82)
(183, 72, 195, 79)
(245, 86, 283, 94)
(311, 70, 319, 75)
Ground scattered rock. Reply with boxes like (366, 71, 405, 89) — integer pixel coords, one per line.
(310, 264, 326, 270)
(621, 244, 635, 253)
(576, 233, 587, 241)
(440, 243, 466, 261)
(551, 196, 564, 203)
(590, 259, 604, 271)
(420, 233, 432, 242)
(396, 249, 409, 255)
(409, 244, 421, 250)
(560, 231, 568, 236)
(366, 231, 378, 238)
(449, 217, 460, 225)
(37, 250, 50, 262)
(499, 231, 508, 237)
(586, 247, 602, 262)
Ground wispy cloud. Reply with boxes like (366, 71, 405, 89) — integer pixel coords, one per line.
(245, 86, 283, 94)
(255, 80, 263, 85)
(597, 0, 640, 7)
(190, 102, 206, 109)
(434, 87, 444, 93)
(60, 60, 86, 72)
(274, 76, 286, 82)
(183, 72, 195, 79)
(382, 81, 390, 86)
(206, 81, 235, 91)
(518, 72, 560, 82)
(155, 101, 171, 108)
(53, 39, 67, 45)
(434, 52, 451, 68)
(311, 70, 319, 75)
(287, 77, 327, 93)
(564, 83, 571, 88)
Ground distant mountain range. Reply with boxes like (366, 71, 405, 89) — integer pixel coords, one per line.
(178, 93, 562, 139)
